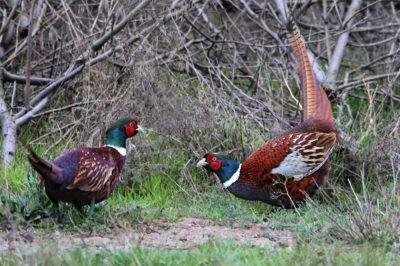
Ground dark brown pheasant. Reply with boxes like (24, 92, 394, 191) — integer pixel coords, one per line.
(28, 117, 143, 210)
(197, 24, 337, 208)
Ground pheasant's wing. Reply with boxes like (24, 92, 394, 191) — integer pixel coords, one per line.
(270, 132, 337, 180)
(65, 150, 118, 192)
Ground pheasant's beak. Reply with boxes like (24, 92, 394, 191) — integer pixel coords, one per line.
(196, 158, 208, 167)
(136, 125, 145, 133)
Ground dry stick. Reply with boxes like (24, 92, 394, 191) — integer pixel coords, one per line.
(0, 0, 21, 36)
(169, 29, 286, 126)
(166, 32, 287, 126)
(349, 33, 400, 47)
(183, 10, 261, 81)
(33, 99, 120, 117)
(351, 23, 400, 33)
(213, 58, 289, 126)
(272, 0, 289, 24)
(195, 0, 220, 35)
(241, 0, 291, 59)
(24, 0, 36, 109)
(176, 39, 272, 128)
(143, 38, 207, 65)
(322, 0, 332, 61)
(348, 49, 400, 75)
(91, 0, 151, 52)
(325, 0, 362, 89)
(14, 98, 48, 127)
(3, 69, 53, 85)
(31, 122, 75, 143)
(337, 72, 399, 90)
(44, 123, 77, 154)
(2, 0, 46, 66)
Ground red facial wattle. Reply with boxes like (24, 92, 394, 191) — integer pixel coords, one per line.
(210, 160, 221, 171)
(203, 153, 222, 171)
(124, 123, 136, 137)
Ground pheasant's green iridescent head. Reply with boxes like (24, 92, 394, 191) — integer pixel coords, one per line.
(196, 153, 241, 188)
(105, 117, 144, 148)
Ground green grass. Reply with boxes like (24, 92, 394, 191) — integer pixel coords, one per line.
(1, 241, 399, 265)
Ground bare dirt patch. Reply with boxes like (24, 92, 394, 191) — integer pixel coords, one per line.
(0, 217, 294, 254)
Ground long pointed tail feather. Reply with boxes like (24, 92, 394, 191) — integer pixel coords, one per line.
(26, 146, 64, 184)
(287, 22, 334, 123)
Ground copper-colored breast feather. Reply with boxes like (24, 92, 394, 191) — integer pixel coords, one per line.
(240, 135, 292, 185)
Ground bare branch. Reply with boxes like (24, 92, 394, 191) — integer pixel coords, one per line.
(91, 0, 151, 52)
(3, 69, 53, 85)
(15, 97, 48, 127)
(273, 0, 289, 25)
(338, 72, 399, 90)
(0, 0, 20, 37)
(325, 0, 363, 89)
(23, 0, 36, 109)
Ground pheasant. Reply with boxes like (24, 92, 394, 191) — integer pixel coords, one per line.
(197, 24, 337, 208)
(28, 117, 144, 210)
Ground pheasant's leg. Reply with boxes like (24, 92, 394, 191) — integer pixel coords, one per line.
(73, 204, 85, 214)
(86, 199, 97, 220)
(50, 201, 62, 223)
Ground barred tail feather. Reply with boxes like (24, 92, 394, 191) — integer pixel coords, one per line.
(287, 22, 334, 123)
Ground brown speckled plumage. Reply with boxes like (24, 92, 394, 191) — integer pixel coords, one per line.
(29, 146, 125, 209)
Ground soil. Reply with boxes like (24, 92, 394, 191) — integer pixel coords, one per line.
(0, 217, 294, 254)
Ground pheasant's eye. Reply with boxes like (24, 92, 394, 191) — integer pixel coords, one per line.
(212, 157, 217, 162)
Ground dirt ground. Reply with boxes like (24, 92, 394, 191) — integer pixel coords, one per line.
(0, 217, 294, 254)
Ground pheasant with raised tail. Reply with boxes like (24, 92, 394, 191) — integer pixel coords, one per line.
(197, 23, 337, 208)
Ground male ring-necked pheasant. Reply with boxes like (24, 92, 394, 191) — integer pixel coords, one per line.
(28, 117, 143, 210)
(197, 24, 337, 208)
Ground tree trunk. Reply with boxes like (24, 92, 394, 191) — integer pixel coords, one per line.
(1, 111, 16, 166)
(0, 69, 17, 166)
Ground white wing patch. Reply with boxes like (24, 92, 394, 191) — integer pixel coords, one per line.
(271, 150, 313, 180)
(271, 132, 336, 181)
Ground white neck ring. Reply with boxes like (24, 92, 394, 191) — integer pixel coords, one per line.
(223, 164, 241, 188)
(105, 145, 127, 156)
